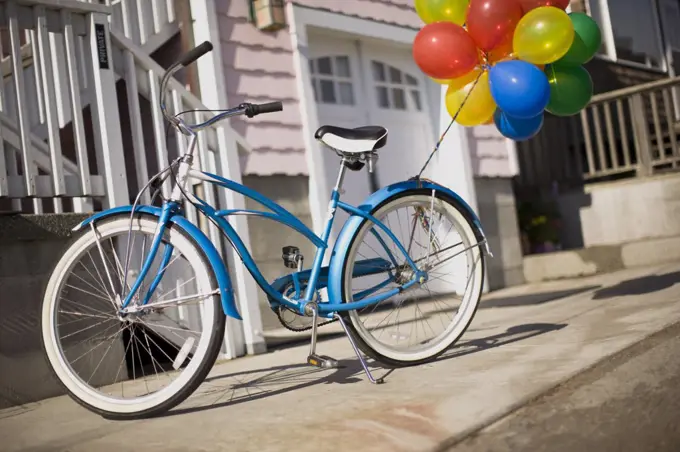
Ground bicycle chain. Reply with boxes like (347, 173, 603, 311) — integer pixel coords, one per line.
(275, 306, 338, 332)
(274, 283, 339, 332)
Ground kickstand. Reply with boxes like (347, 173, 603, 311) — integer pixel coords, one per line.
(334, 313, 384, 385)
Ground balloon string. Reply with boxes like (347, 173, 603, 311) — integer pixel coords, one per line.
(417, 70, 485, 179)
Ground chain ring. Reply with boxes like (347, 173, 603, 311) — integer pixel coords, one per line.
(275, 284, 337, 332)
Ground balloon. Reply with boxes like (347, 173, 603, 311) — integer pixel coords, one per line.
(487, 37, 514, 63)
(413, 22, 480, 79)
(466, 0, 524, 52)
(432, 77, 453, 85)
(448, 68, 482, 90)
(545, 64, 593, 116)
(513, 6, 575, 65)
(494, 109, 544, 141)
(445, 69, 497, 126)
(415, 0, 471, 25)
(556, 13, 602, 66)
(489, 59, 550, 118)
(517, 0, 569, 13)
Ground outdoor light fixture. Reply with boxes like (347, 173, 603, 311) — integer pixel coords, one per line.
(248, 0, 286, 32)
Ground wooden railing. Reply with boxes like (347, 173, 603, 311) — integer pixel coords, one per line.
(0, 0, 118, 214)
(515, 76, 680, 194)
(108, 30, 252, 215)
(0, 0, 250, 215)
(80, 0, 177, 50)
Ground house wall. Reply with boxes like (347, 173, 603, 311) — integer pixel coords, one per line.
(216, 0, 516, 180)
(0, 214, 128, 408)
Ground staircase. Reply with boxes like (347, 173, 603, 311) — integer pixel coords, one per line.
(0, 0, 264, 361)
(0, 0, 250, 216)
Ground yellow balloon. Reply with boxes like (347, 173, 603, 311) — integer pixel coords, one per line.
(513, 6, 575, 65)
(415, 0, 470, 25)
(445, 70, 496, 127)
(431, 77, 452, 85)
(432, 67, 480, 88)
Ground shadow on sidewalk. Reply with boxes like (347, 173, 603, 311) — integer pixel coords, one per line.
(592, 271, 680, 300)
(480, 287, 600, 309)
(167, 322, 566, 418)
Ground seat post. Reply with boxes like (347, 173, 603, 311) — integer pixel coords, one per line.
(333, 158, 349, 194)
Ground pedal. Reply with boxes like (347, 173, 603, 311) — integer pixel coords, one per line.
(307, 353, 339, 369)
(282, 246, 304, 271)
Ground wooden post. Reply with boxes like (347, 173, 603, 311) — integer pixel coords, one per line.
(189, 0, 267, 357)
(87, 11, 129, 208)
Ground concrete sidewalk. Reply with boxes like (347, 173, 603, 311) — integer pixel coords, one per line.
(2, 262, 679, 452)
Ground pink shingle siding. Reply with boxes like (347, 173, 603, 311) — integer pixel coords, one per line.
(218, 0, 517, 178)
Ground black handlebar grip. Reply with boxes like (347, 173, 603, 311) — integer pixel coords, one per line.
(177, 41, 213, 67)
(245, 102, 284, 118)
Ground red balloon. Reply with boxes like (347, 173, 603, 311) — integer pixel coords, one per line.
(413, 22, 479, 80)
(518, 0, 570, 13)
(466, 0, 524, 52)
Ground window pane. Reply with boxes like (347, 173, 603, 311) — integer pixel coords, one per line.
(410, 90, 422, 111)
(312, 79, 319, 102)
(405, 74, 418, 86)
(372, 61, 386, 81)
(335, 56, 351, 77)
(320, 80, 336, 103)
(392, 88, 406, 110)
(601, 0, 664, 68)
(389, 66, 402, 84)
(317, 57, 332, 75)
(338, 82, 354, 105)
(376, 86, 389, 108)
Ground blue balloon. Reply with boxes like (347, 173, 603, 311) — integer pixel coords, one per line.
(489, 60, 551, 119)
(494, 109, 544, 141)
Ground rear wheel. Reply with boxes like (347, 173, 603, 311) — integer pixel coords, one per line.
(41, 213, 225, 419)
(340, 189, 485, 367)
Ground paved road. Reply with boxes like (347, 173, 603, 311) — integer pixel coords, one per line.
(2, 263, 679, 452)
(441, 321, 680, 452)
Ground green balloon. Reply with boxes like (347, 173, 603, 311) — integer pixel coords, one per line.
(545, 64, 593, 117)
(557, 13, 602, 66)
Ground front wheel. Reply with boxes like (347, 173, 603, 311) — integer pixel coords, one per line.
(40, 212, 225, 419)
(340, 188, 486, 367)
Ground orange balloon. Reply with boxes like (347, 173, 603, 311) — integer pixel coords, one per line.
(488, 38, 514, 64)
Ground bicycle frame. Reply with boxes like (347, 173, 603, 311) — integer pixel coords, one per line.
(118, 163, 424, 319)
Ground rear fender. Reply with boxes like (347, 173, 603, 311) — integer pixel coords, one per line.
(327, 180, 490, 305)
(73, 205, 241, 320)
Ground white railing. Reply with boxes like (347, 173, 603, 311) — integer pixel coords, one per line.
(0, 0, 118, 213)
(108, 30, 252, 215)
(0, 0, 250, 217)
(76, 0, 177, 51)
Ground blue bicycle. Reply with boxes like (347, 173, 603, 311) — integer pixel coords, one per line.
(40, 42, 490, 419)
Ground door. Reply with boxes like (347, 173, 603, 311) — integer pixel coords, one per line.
(360, 41, 437, 188)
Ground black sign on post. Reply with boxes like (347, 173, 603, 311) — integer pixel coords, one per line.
(94, 23, 109, 70)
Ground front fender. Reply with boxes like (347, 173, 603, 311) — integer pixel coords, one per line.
(327, 180, 490, 304)
(73, 205, 241, 320)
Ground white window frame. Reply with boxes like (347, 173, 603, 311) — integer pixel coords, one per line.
(309, 55, 356, 105)
(369, 60, 423, 112)
(586, 0, 668, 73)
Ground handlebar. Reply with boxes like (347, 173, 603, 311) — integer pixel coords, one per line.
(177, 41, 213, 67)
(159, 41, 283, 132)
